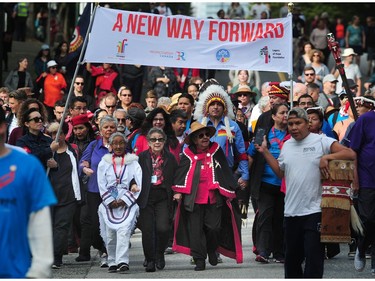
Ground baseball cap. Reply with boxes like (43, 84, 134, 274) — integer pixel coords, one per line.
(41, 44, 50, 50)
(287, 107, 308, 122)
(323, 74, 338, 84)
(47, 60, 58, 68)
(343, 79, 358, 89)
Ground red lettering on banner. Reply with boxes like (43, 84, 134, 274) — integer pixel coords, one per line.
(126, 13, 137, 33)
(181, 19, 192, 39)
(254, 23, 264, 40)
(208, 21, 218, 40)
(136, 14, 147, 35)
(218, 22, 229, 41)
(148, 16, 162, 36)
(263, 23, 275, 38)
(274, 23, 284, 38)
(112, 13, 123, 32)
(230, 21, 239, 41)
(241, 22, 255, 42)
(194, 20, 204, 40)
(167, 17, 183, 38)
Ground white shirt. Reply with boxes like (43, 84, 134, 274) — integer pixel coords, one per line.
(278, 133, 336, 217)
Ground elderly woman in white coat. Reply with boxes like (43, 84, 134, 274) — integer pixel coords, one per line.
(97, 132, 142, 274)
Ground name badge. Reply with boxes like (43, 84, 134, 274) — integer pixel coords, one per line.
(151, 175, 157, 184)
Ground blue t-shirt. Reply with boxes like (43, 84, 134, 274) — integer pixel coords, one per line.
(0, 149, 57, 278)
(248, 128, 286, 186)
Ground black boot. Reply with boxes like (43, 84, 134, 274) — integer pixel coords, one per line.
(194, 258, 206, 271)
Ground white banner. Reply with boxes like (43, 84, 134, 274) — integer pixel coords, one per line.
(84, 7, 292, 73)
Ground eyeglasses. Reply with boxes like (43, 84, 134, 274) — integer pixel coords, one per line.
(299, 101, 313, 106)
(106, 105, 116, 109)
(28, 116, 43, 123)
(304, 73, 315, 76)
(117, 118, 126, 123)
(197, 131, 211, 139)
(73, 106, 87, 111)
(149, 137, 165, 143)
(75, 82, 84, 86)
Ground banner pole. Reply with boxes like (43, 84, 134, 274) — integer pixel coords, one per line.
(47, 2, 99, 175)
(288, 2, 294, 108)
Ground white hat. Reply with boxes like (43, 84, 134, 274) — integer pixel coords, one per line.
(323, 74, 338, 84)
(341, 48, 357, 57)
(47, 60, 58, 68)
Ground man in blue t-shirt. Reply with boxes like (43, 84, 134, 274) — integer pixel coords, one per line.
(0, 107, 57, 278)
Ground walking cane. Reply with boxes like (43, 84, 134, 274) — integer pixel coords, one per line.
(326, 33, 358, 121)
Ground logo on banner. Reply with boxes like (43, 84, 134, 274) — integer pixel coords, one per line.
(176, 51, 185, 61)
(260, 46, 271, 64)
(216, 49, 230, 63)
(116, 39, 128, 57)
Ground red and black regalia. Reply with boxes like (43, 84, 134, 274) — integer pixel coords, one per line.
(172, 141, 243, 263)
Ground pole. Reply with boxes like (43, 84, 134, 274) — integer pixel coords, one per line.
(287, 2, 294, 108)
(327, 33, 358, 120)
(47, 2, 99, 175)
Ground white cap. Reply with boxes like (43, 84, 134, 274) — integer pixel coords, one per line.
(47, 60, 58, 68)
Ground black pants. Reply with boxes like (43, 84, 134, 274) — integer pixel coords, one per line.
(138, 188, 170, 262)
(187, 203, 221, 261)
(52, 202, 77, 263)
(256, 182, 284, 258)
(357, 188, 375, 258)
(79, 191, 106, 257)
(284, 213, 325, 278)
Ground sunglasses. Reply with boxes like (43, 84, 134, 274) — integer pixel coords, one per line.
(197, 131, 211, 139)
(304, 73, 315, 76)
(28, 116, 43, 123)
(117, 118, 126, 123)
(238, 93, 249, 97)
(106, 105, 116, 109)
(149, 137, 165, 143)
(75, 82, 84, 86)
(339, 95, 348, 100)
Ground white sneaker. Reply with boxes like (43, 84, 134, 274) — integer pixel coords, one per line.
(354, 249, 366, 272)
(100, 253, 108, 268)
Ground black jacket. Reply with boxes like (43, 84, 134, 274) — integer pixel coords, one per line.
(137, 148, 178, 209)
(16, 130, 53, 169)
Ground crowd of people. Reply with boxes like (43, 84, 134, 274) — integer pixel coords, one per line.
(1, 2, 375, 279)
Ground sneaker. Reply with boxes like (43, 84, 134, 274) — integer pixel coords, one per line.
(354, 248, 366, 272)
(100, 253, 109, 268)
(108, 265, 117, 273)
(117, 263, 129, 273)
(52, 264, 61, 269)
(156, 256, 165, 270)
(273, 256, 285, 263)
(216, 252, 223, 263)
(194, 259, 206, 271)
(255, 254, 269, 264)
(145, 261, 156, 272)
(164, 247, 174, 254)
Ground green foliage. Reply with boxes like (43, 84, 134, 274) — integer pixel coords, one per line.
(107, 2, 192, 16)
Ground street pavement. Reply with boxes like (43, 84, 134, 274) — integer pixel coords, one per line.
(51, 208, 373, 279)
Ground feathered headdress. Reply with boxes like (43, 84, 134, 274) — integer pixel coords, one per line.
(194, 84, 235, 143)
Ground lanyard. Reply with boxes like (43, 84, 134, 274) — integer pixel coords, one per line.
(112, 154, 125, 184)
